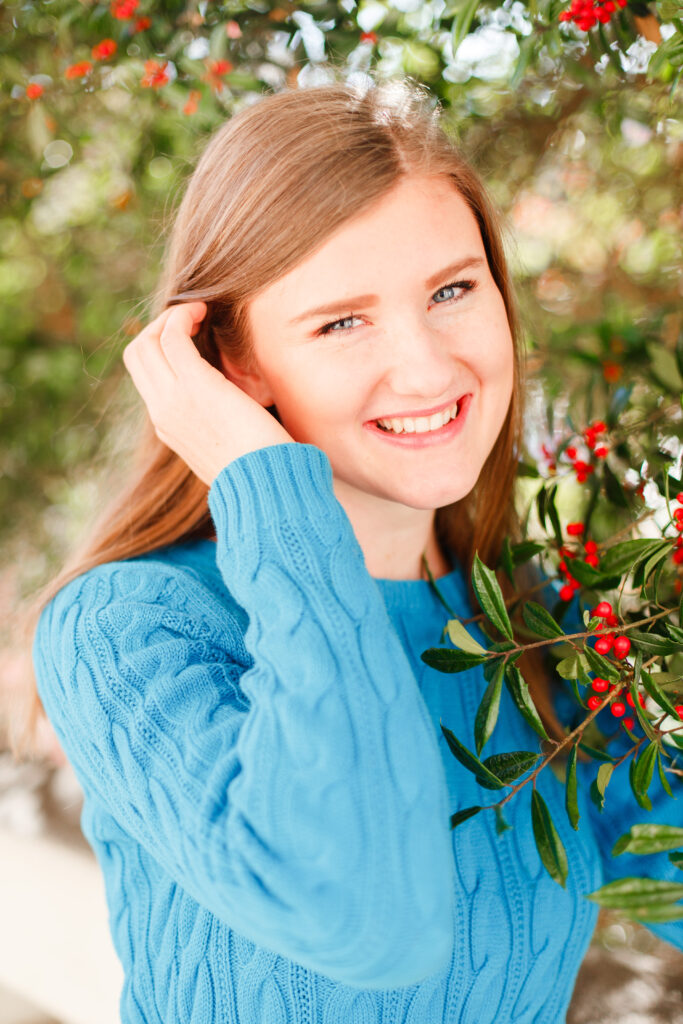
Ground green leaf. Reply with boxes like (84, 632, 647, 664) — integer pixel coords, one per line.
(565, 744, 580, 831)
(446, 618, 488, 655)
(667, 623, 683, 645)
(450, 805, 483, 829)
(578, 742, 616, 763)
(474, 662, 504, 755)
(504, 664, 549, 741)
(522, 601, 565, 639)
(451, 0, 482, 52)
(590, 762, 614, 813)
(603, 463, 630, 509)
(586, 876, 683, 910)
(626, 904, 683, 923)
(583, 644, 621, 682)
(629, 661, 658, 742)
(511, 541, 545, 566)
(641, 670, 681, 720)
(613, 824, 683, 857)
(633, 541, 675, 589)
(531, 789, 569, 888)
(564, 558, 621, 590)
(600, 539, 663, 576)
(633, 741, 659, 801)
(629, 630, 681, 656)
(440, 720, 504, 789)
(480, 750, 540, 787)
(495, 805, 512, 834)
(669, 851, 683, 870)
(628, 751, 651, 811)
(546, 486, 563, 549)
(471, 554, 513, 640)
(556, 653, 586, 680)
(421, 647, 488, 673)
(657, 750, 675, 799)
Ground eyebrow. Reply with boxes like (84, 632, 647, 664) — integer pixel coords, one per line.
(288, 255, 487, 325)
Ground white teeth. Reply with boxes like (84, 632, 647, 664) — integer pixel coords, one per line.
(377, 401, 459, 434)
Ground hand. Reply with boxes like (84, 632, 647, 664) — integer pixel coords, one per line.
(122, 302, 295, 485)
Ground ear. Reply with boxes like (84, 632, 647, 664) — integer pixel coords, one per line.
(217, 350, 275, 408)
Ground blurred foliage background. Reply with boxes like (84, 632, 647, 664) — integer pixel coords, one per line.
(0, 0, 681, 584)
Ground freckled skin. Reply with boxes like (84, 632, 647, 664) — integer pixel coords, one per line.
(221, 174, 515, 579)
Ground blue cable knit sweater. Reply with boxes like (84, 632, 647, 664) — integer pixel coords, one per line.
(33, 443, 683, 1023)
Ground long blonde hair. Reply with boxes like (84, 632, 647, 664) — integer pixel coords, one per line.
(10, 74, 560, 760)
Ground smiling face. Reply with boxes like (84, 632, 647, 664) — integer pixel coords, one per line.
(223, 173, 515, 518)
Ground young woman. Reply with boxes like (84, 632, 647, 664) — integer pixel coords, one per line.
(28, 77, 681, 1022)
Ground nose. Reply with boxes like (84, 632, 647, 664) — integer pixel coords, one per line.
(380, 312, 461, 402)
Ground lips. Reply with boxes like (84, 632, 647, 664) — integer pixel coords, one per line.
(364, 393, 472, 447)
(369, 393, 466, 425)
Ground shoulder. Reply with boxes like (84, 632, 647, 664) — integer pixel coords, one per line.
(35, 540, 249, 663)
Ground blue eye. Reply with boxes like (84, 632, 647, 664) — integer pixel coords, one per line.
(316, 279, 477, 337)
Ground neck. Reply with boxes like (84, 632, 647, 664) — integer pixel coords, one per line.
(331, 477, 451, 582)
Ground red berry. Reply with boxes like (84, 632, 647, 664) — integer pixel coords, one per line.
(585, 554, 600, 568)
(585, 540, 598, 555)
(613, 636, 631, 659)
(673, 549, 683, 565)
(595, 637, 613, 655)
(606, 614, 619, 627)
(587, 695, 602, 710)
(567, 522, 584, 536)
(611, 702, 626, 717)
(559, 559, 568, 573)
(568, 576, 581, 591)
(592, 678, 609, 693)
(673, 508, 683, 521)
(594, 601, 612, 617)
(559, 584, 574, 601)
(566, 446, 577, 460)
(26, 82, 44, 99)
(677, 493, 683, 503)
(675, 705, 683, 719)
(594, 445, 609, 458)
(623, 717, 635, 730)
(592, 421, 607, 433)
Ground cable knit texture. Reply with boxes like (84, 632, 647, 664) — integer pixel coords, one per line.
(33, 442, 682, 1023)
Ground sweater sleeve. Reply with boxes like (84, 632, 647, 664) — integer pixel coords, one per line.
(32, 442, 456, 990)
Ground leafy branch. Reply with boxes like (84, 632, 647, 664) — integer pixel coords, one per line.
(422, 458, 683, 920)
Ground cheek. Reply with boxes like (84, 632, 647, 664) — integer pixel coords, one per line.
(270, 361, 357, 432)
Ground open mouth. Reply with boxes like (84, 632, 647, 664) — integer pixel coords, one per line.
(373, 395, 467, 435)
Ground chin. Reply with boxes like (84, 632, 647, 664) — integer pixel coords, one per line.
(387, 479, 478, 511)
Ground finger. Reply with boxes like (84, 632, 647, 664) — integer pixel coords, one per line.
(158, 305, 214, 379)
(124, 331, 177, 395)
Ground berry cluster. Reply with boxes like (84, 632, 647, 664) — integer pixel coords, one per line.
(591, 600, 631, 659)
(111, 0, 138, 19)
(141, 60, 169, 89)
(92, 39, 117, 61)
(558, 0, 627, 31)
(672, 492, 683, 565)
(564, 420, 609, 484)
(586, 679, 636, 728)
(558, 522, 604, 600)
